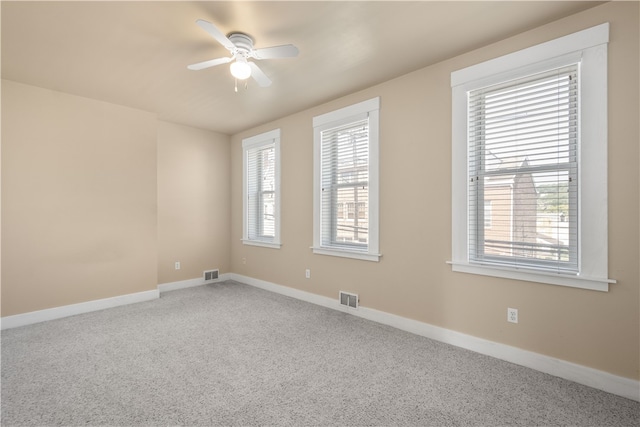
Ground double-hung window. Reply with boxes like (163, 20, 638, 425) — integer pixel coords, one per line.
(313, 97, 380, 261)
(451, 23, 613, 291)
(469, 64, 579, 272)
(242, 129, 281, 248)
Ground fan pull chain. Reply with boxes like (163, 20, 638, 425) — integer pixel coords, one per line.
(234, 79, 249, 93)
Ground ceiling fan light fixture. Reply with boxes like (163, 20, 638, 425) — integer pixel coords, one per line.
(230, 59, 251, 80)
(189, 20, 298, 88)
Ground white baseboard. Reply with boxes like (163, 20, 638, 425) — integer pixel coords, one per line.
(228, 273, 640, 402)
(157, 273, 231, 293)
(0, 273, 233, 330)
(0, 289, 159, 330)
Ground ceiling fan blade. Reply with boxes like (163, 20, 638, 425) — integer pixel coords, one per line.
(196, 19, 235, 51)
(248, 62, 272, 87)
(251, 44, 299, 60)
(187, 56, 233, 71)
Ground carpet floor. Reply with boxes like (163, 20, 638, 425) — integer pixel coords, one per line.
(2, 281, 639, 426)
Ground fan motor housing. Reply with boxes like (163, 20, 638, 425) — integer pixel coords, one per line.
(228, 33, 254, 54)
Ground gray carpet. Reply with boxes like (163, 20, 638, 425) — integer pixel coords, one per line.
(1, 281, 639, 426)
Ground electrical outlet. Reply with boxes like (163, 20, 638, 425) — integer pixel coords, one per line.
(175, 261, 181, 270)
(242, 257, 246, 265)
(507, 307, 518, 323)
(305, 269, 311, 279)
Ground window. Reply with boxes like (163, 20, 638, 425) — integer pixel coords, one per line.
(451, 23, 613, 291)
(313, 97, 380, 261)
(242, 129, 281, 248)
(470, 65, 579, 271)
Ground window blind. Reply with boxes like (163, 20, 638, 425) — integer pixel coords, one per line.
(246, 143, 276, 242)
(468, 64, 579, 273)
(320, 118, 369, 250)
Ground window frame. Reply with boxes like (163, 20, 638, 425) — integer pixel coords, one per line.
(450, 23, 614, 291)
(242, 129, 281, 249)
(312, 97, 381, 262)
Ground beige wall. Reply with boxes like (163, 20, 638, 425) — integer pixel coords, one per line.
(1, 80, 158, 316)
(1, 84, 232, 316)
(230, 2, 639, 380)
(157, 121, 230, 284)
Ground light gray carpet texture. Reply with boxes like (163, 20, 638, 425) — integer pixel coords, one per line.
(2, 281, 639, 426)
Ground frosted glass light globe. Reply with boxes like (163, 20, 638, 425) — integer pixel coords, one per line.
(230, 60, 251, 80)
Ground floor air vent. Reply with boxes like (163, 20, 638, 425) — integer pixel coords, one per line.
(339, 291, 358, 309)
(204, 269, 219, 282)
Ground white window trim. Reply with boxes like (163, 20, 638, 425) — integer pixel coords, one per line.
(242, 128, 281, 249)
(312, 97, 381, 262)
(450, 23, 614, 291)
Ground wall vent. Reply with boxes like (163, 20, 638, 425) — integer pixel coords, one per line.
(203, 269, 219, 282)
(339, 291, 358, 309)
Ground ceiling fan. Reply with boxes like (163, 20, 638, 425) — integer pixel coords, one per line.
(188, 19, 299, 88)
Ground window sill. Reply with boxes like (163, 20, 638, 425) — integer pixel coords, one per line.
(312, 246, 381, 262)
(242, 240, 281, 249)
(447, 261, 614, 292)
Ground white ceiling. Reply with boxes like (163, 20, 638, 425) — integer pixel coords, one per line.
(1, 1, 603, 135)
